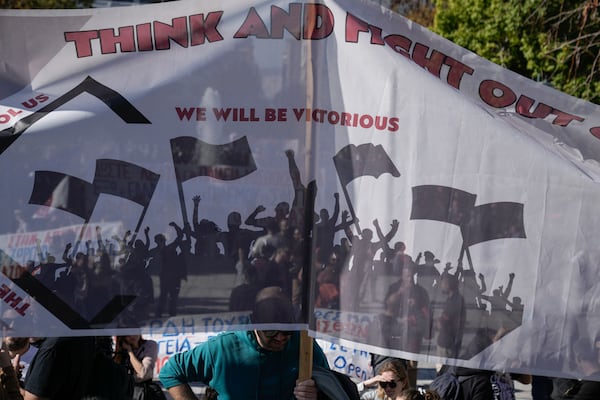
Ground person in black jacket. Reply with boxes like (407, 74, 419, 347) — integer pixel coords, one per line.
(24, 336, 95, 399)
(432, 327, 496, 400)
(562, 337, 600, 400)
(436, 365, 494, 400)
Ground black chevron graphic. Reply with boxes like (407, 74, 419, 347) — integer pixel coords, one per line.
(0, 76, 150, 155)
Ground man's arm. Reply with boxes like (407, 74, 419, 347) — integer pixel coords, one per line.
(61, 243, 72, 264)
(329, 192, 340, 223)
(245, 205, 267, 229)
(384, 219, 399, 242)
(298, 341, 330, 400)
(159, 345, 209, 397)
(23, 392, 48, 400)
(192, 195, 201, 227)
(294, 379, 318, 400)
(166, 383, 198, 400)
(0, 351, 23, 400)
(372, 219, 385, 242)
(341, 211, 355, 243)
(168, 222, 184, 248)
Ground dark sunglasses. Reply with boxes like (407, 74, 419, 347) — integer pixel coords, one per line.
(262, 330, 294, 338)
(379, 380, 397, 389)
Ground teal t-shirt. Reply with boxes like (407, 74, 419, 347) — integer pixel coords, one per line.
(159, 331, 329, 400)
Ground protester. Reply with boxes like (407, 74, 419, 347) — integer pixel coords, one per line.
(398, 388, 440, 400)
(0, 337, 29, 400)
(159, 286, 330, 399)
(23, 336, 96, 399)
(0, 350, 22, 400)
(2, 337, 29, 380)
(432, 365, 494, 400)
(85, 336, 134, 400)
(571, 337, 600, 399)
(368, 355, 418, 391)
(384, 261, 432, 355)
(116, 334, 165, 400)
(436, 272, 466, 358)
(490, 371, 531, 400)
(531, 375, 553, 400)
(357, 359, 410, 400)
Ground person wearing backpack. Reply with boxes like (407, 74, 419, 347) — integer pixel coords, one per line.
(565, 338, 600, 400)
(490, 371, 531, 400)
(429, 365, 493, 400)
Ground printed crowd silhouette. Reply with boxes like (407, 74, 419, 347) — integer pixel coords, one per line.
(0, 84, 527, 358)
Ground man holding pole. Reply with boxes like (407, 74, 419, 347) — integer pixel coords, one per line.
(159, 286, 329, 400)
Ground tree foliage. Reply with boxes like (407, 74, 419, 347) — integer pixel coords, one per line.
(391, 0, 437, 27)
(433, 0, 600, 104)
(0, 0, 92, 8)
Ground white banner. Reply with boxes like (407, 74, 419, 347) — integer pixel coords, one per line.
(144, 320, 372, 382)
(2, 0, 600, 380)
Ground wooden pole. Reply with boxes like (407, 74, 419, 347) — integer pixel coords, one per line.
(298, 330, 314, 382)
(131, 205, 149, 241)
(298, 3, 318, 382)
(174, 178, 189, 227)
(77, 220, 89, 244)
(340, 181, 362, 234)
(465, 246, 474, 270)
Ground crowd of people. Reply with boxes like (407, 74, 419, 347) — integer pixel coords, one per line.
(0, 333, 166, 400)
(21, 223, 188, 325)
(309, 209, 525, 360)
(1, 149, 599, 399)
(1, 295, 600, 399)
(7, 148, 525, 343)
(7, 150, 318, 326)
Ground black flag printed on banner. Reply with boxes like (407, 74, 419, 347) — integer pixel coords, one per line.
(29, 171, 99, 221)
(93, 159, 160, 207)
(170, 136, 257, 182)
(410, 185, 477, 226)
(461, 202, 526, 246)
(333, 143, 401, 187)
(410, 185, 526, 246)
